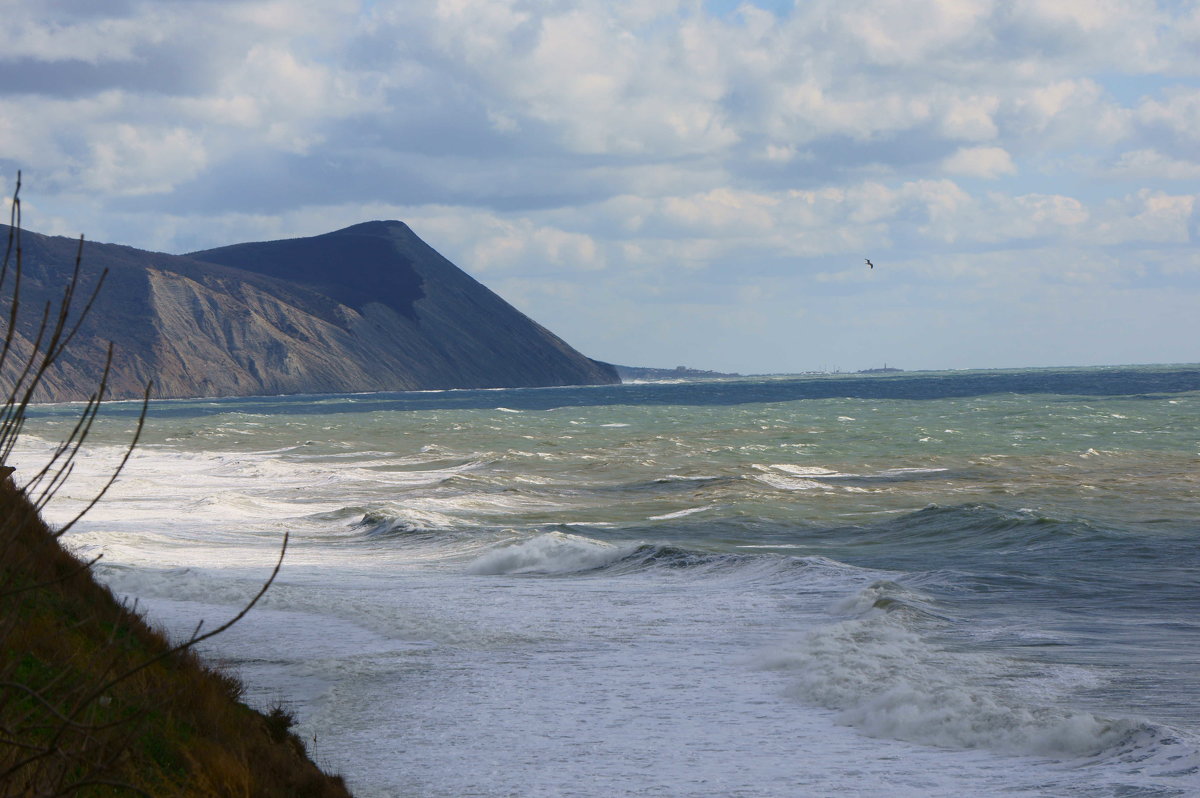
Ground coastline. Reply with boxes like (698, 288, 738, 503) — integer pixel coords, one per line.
(0, 474, 353, 797)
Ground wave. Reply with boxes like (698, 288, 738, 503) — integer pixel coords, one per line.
(460, 524, 1200, 770)
(753, 472, 828, 491)
(750, 577, 1200, 780)
(837, 503, 1124, 554)
(589, 474, 742, 497)
(526, 503, 1131, 569)
(750, 464, 968, 494)
(463, 531, 883, 592)
(762, 464, 955, 483)
(757, 611, 1190, 766)
(830, 579, 954, 623)
(647, 505, 717, 521)
(351, 508, 461, 538)
(465, 532, 637, 575)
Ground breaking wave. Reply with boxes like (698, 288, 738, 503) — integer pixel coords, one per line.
(756, 579, 1200, 775)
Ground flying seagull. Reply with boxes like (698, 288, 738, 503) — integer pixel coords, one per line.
(865, 258, 874, 269)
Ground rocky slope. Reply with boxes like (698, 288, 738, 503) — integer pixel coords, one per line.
(1, 221, 617, 401)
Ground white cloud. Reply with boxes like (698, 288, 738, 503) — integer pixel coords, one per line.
(2, 0, 1199, 372)
(1137, 87, 1200, 143)
(1092, 189, 1196, 245)
(1008, 79, 1132, 146)
(835, 0, 992, 67)
(410, 1, 739, 156)
(942, 146, 1016, 178)
(392, 209, 608, 275)
(939, 94, 1001, 141)
(1103, 149, 1200, 180)
(1004, 0, 1179, 73)
(661, 188, 778, 235)
(83, 124, 208, 196)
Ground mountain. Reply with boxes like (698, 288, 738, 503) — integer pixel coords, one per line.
(0, 221, 618, 402)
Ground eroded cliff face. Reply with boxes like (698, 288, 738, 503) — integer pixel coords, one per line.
(0, 222, 617, 402)
(143, 268, 376, 397)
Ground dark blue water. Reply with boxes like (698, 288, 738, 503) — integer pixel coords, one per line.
(30, 364, 1200, 419)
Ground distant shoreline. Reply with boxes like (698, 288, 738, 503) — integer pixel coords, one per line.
(18, 362, 1200, 413)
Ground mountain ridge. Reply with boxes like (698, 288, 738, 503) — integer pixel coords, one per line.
(1, 222, 618, 402)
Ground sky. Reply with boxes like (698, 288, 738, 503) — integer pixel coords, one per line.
(2, 0, 1198, 374)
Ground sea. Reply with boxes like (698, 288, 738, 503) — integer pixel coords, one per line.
(12, 365, 1200, 797)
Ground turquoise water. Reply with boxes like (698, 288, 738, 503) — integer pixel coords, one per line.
(18, 365, 1200, 796)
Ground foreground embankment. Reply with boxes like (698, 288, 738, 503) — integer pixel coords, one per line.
(0, 476, 353, 797)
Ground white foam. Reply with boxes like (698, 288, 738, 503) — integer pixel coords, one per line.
(754, 473, 826, 491)
(465, 532, 633, 576)
(352, 505, 461, 534)
(756, 614, 1146, 758)
(770, 464, 848, 477)
(830, 579, 933, 617)
(648, 505, 714, 521)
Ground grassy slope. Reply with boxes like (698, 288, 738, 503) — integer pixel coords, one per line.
(0, 477, 353, 797)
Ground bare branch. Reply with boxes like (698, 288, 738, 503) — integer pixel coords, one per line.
(54, 380, 150, 538)
(85, 531, 290, 710)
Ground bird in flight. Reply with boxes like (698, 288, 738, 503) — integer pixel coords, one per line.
(865, 258, 874, 269)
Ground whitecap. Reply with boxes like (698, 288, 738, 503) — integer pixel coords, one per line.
(648, 505, 715, 521)
(756, 613, 1155, 759)
(754, 473, 825, 491)
(465, 532, 633, 576)
(769, 464, 847, 477)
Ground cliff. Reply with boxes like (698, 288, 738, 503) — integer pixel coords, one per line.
(1, 221, 617, 402)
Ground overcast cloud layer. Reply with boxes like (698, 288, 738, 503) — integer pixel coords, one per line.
(3, 0, 1198, 373)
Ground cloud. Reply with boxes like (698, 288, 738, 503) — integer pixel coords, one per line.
(1103, 149, 1200, 180)
(2, 0, 1198, 372)
(941, 146, 1016, 178)
(834, 0, 993, 67)
(1137, 87, 1200, 147)
(1092, 189, 1195, 245)
(83, 124, 208, 195)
